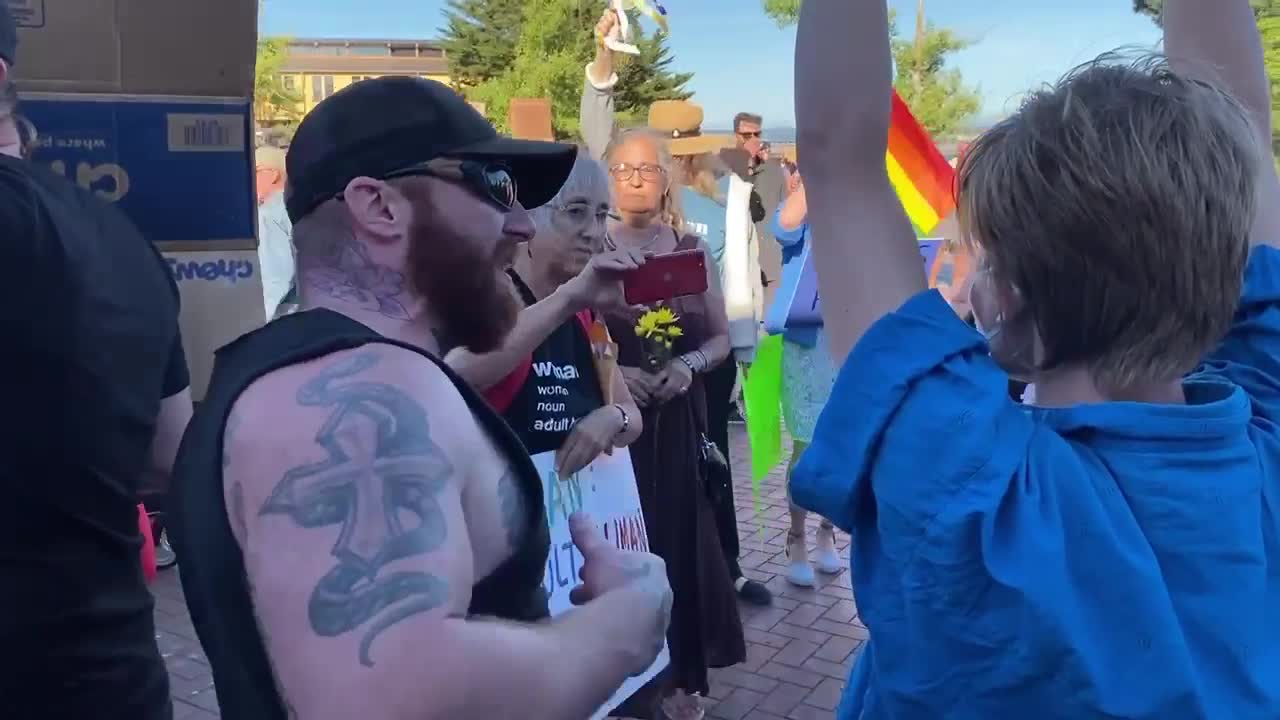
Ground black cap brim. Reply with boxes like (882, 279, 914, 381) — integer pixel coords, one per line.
(451, 136, 577, 210)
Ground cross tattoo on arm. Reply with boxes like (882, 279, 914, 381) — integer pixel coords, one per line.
(258, 351, 455, 667)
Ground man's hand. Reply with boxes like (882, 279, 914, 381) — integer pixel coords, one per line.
(555, 406, 623, 476)
(567, 513, 672, 675)
(563, 249, 648, 313)
(651, 358, 693, 404)
(621, 366, 660, 408)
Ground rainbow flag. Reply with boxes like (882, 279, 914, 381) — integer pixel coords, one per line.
(887, 90, 956, 235)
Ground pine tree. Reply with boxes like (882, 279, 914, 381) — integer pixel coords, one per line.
(614, 27, 695, 126)
(440, 0, 525, 87)
(464, 0, 693, 140)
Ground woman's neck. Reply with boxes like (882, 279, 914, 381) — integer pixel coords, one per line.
(618, 209, 659, 229)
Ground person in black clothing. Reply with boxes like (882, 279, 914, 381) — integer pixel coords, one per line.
(0, 9, 194, 718)
(169, 77, 672, 720)
(447, 148, 645, 469)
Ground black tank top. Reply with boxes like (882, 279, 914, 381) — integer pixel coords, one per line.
(501, 273, 606, 456)
(169, 309, 550, 720)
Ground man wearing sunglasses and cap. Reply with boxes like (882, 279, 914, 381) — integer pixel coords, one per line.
(169, 75, 672, 720)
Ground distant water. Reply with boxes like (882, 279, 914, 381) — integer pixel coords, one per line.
(706, 127, 797, 143)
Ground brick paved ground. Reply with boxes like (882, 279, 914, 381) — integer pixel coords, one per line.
(151, 425, 862, 719)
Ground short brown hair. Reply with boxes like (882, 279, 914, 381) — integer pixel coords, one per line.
(733, 112, 762, 131)
(958, 54, 1260, 389)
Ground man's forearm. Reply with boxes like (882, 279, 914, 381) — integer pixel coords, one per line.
(428, 590, 651, 720)
(446, 285, 579, 390)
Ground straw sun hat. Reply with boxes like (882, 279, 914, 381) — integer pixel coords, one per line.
(647, 99, 729, 156)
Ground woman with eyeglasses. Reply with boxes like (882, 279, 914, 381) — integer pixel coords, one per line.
(579, 11, 748, 720)
(446, 149, 647, 477)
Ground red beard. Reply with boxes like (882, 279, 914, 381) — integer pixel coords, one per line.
(405, 210, 519, 355)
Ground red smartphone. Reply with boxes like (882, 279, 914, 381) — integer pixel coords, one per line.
(623, 249, 709, 306)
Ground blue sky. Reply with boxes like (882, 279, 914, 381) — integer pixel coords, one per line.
(260, 0, 1163, 130)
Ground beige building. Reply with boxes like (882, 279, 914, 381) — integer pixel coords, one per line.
(262, 37, 452, 125)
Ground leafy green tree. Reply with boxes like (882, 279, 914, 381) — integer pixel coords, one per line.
(1132, 0, 1273, 23)
(614, 26, 695, 126)
(465, 0, 597, 137)
(465, 0, 692, 140)
(891, 12, 979, 137)
(255, 37, 302, 127)
(763, 0, 802, 26)
(440, 0, 525, 87)
(759, 1, 979, 136)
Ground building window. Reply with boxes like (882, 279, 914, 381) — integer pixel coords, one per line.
(419, 47, 444, 58)
(311, 75, 335, 102)
(282, 75, 296, 91)
(389, 44, 417, 57)
(349, 46, 388, 56)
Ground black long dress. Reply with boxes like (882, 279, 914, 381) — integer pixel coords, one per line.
(605, 235, 747, 698)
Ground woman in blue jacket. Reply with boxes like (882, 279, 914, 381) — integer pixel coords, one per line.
(770, 166, 842, 588)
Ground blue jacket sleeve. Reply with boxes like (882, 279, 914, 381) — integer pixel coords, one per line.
(771, 205, 807, 248)
(1196, 246, 1280, 424)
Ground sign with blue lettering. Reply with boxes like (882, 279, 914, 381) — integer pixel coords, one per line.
(21, 93, 255, 249)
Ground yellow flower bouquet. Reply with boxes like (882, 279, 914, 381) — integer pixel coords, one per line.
(634, 305, 683, 372)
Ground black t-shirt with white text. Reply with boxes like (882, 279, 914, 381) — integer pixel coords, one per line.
(501, 273, 605, 457)
(0, 154, 188, 719)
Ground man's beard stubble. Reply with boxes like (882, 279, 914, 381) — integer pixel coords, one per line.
(406, 212, 520, 356)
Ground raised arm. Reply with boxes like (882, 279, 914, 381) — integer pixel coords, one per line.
(226, 345, 667, 720)
(1164, 0, 1280, 246)
(581, 9, 621, 163)
(795, 0, 925, 364)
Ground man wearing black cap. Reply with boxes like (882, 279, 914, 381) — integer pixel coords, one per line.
(170, 76, 672, 719)
(0, 4, 193, 718)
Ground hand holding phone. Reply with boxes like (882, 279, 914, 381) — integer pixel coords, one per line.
(623, 249, 708, 306)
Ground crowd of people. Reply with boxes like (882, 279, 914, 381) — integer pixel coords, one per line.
(6, 0, 1280, 718)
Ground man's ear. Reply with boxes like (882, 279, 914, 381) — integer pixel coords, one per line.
(342, 176, 409, 243)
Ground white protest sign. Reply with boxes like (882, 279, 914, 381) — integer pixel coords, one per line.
(534, 449, 670, 719)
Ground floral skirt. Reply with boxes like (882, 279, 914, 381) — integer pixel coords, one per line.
(781, 329, 838, 444)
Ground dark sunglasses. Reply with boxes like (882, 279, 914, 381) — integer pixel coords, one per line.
(384, 158, 518, 210)
(736, 130, 762, 139)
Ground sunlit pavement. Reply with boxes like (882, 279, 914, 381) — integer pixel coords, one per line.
(152, 425, 864, 719)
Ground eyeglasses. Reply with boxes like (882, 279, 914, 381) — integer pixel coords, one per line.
(736, 130, 762, 139)
(553, 202, 611, 226)
(384, 158, 518, 210)
(609, 162, 667, 183)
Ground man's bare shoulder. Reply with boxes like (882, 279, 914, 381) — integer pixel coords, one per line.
(229, 344, 481, 450)
(221, 344, 488, 535)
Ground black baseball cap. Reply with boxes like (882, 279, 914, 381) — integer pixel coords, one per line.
(285, 75, 576, 223)
(0, 1, 17, 67)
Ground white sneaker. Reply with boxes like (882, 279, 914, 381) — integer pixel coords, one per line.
(814, 525, 842, 575)
(786, 532, 816, 587)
